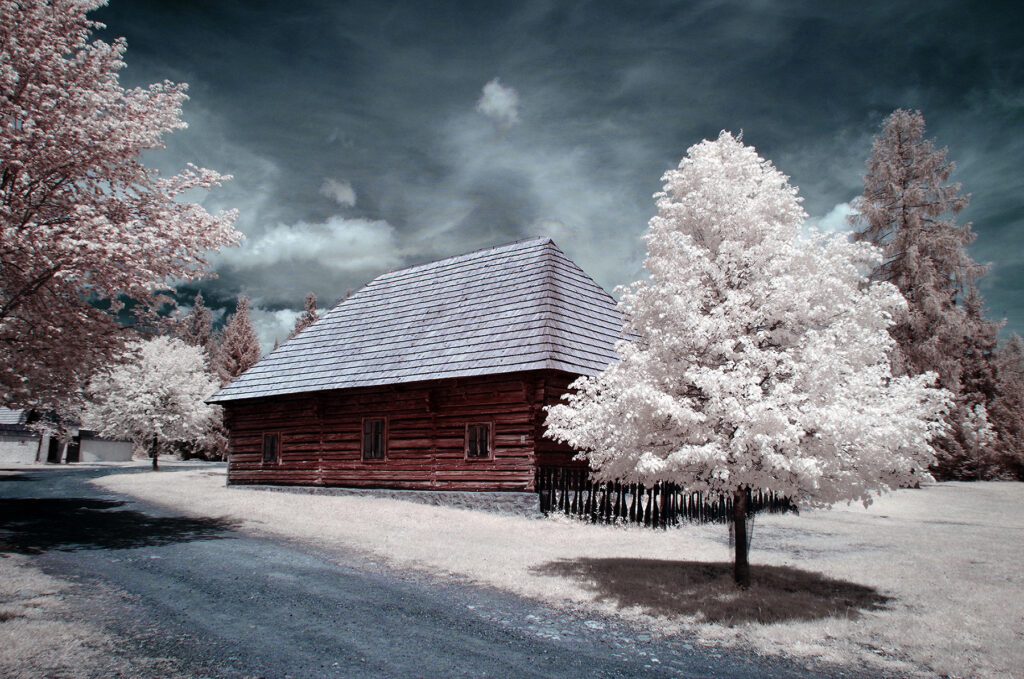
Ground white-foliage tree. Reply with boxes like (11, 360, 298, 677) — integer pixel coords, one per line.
(85, 336, 222, 470)
(545, 132, 950, 587)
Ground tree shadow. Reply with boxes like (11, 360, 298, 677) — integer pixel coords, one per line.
(532, 558, 890, 625)
(0, 498, 238, 554)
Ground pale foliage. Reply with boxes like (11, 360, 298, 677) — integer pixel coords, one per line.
(0, 0, 240, 411)
(287, 291, 319, 340)
(546, 132, 949, 507)
(85, 336, 222, 457)
(851, 109, 1007, 478)
(174, 291, 214, 354)
(169, 292, 227, 458)
(215, 295, 260, 385)
(992, 334, 1024, 476)
(962, 404, 995, 452)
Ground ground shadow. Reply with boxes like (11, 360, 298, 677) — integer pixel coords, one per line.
(0, 498, 238, 554)
(533, 558, 890, 625)
(0, 473, 36, 482)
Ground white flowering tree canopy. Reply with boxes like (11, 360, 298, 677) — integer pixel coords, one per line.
(545, 132, 950, 508)
(86, 336, 222, 454)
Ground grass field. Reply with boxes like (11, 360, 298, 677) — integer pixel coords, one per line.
(95, 469, 1023, 679)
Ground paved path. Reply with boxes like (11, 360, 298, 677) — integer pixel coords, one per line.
(0, 466, 881, 678)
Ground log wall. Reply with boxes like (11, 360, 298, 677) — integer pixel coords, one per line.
(224, 369, 582, 491)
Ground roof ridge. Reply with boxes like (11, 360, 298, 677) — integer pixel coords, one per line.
(373, 237, 555, 282)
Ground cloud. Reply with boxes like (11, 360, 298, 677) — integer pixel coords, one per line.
(320, 178, 357, 207)
(475, 78, 520, 128)
(106, 0, 1023, 339)
(417, 108, 652, 294)
(523, 218, 580, 245)
(811, 202, 857, 234)
(248, 307, 302, 356)
(213, 216, 402, 273)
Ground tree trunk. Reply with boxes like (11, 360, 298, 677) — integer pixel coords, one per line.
(151, 435, 160, 471)
(732, 488, 750, 589)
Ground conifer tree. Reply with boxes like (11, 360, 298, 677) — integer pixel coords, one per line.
(176, 292, 214, 353)
(288, 292, 320, 340)
(992, 334, 1024, 478)
(170, 290, 227, 458)
(945, 286, 1003, 478)
(851, 109, 998, 477)
(215, 296, 261, 385)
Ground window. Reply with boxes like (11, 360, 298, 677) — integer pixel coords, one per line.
(465, 423, 492, 459)
(262, 432, 280, 464)
(362, 417, 386, 460)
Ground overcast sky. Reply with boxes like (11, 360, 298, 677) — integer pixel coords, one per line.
(93, 0, 1024, 351)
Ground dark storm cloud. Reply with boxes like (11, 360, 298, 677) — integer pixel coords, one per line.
(94, 0, 1024, 348)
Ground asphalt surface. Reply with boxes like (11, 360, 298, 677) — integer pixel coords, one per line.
(0, 466, 889, 678)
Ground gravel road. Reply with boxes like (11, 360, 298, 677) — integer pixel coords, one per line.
(0, 465, 884, 678)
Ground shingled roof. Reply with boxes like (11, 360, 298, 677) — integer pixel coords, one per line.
(209, 238, 623, 403)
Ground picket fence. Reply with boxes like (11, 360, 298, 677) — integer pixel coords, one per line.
(535, 466, 797, 527)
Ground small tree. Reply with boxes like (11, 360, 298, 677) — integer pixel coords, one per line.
(851, 109, 1000, 477)
(0, 0, 239, 412)
(175, 292, 214, 354)
(85, 336, 222, 470)
(545, 132, 949, 588)
(940, 286, 1003, 479)
(288, 292, 320, 340)
(215, 295, 261, 385)
(992, 334, 1024, 478)
(171, 290, 228, 459)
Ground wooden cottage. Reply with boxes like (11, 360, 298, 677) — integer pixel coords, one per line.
(209, 238, 621, 492)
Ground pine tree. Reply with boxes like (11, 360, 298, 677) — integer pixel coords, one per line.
(944, 286, 1003, 478)
(175, 292, 213, 352)
(170, 290, 226, 458)
(215, 296, 261, 386)
(851, 109, 996, 478)
(288, 292, 320, 340)
(992, 334, 1024, 478)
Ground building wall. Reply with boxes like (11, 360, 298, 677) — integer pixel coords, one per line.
(224, 370, 581, 491)
(0, 433, 40, 464)
(79, 437, 134, 462)
(531, 370, 589, 469)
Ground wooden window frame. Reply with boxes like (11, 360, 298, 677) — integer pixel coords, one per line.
(361, 416, 388, 461)
(261, 432, 281, 465)
(465, 421, 493, 460)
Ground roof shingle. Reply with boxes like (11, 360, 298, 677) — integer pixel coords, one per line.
(209, 238, 622, 403)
